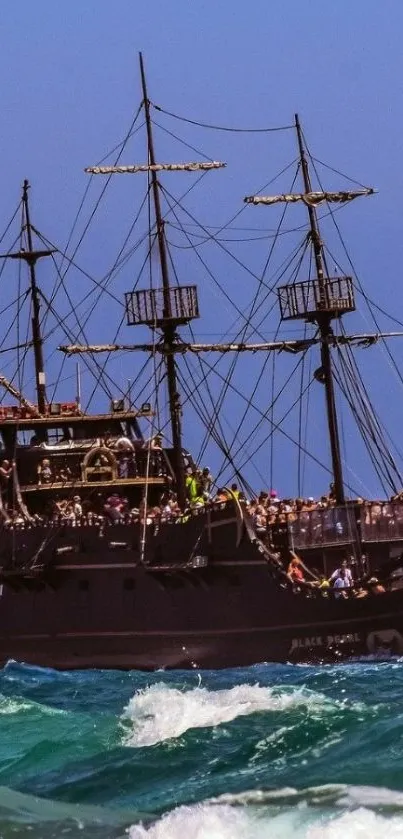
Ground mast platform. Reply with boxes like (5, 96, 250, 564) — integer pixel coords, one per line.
(125, 285, 199, 327)
(278, 276, 355, 321)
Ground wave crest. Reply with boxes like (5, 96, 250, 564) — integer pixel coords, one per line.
(128, 801, 403, 839)
(121, 682, 342, 747)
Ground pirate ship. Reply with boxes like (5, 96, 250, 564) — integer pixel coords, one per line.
(0, 55, 402, 669)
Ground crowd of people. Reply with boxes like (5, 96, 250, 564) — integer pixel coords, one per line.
(1, 453, 403, 533)
(0, 459, 402, 597)
(34, 433, 165, 485)
(2, 444, 403, 551)
(286, 552, 388, 598)
(0, 463, 230, 529)
(248, 488, 346, 529)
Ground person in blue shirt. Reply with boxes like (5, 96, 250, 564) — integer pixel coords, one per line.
(329, 558, 353, 587)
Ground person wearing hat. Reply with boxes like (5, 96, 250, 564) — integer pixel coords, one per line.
(104, 492, 124, 522)
(367, 577, 386, 595)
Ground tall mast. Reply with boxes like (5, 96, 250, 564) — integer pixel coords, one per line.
(21, 181, 48, 414)
(139, 53, 186, 509)
(0, 183, 55, 416)
(294, 114, 345, 503)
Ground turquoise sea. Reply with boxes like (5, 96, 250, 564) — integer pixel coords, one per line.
(1, 660, 403, 837)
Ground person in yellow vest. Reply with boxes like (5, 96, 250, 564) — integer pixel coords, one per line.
(186, 468, 199, 503)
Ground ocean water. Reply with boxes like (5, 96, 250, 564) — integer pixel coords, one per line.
(1, 661, 403, 837)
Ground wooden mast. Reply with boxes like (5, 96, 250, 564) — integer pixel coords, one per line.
(0, 182, 54, 416)
(22, 180, 48, 415)
(294, 114, 345, 504)
(139, 53, 187, 509)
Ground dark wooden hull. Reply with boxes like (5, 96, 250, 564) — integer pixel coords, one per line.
(0, 506, 402, 669)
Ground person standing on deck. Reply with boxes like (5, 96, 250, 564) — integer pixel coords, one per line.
(186, 468, 200, 504)
(333, 567, 351, 599)
(329, 558, 353, 587)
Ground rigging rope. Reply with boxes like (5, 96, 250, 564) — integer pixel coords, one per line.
(158, 177, 291, 467)
(60, 102, 145, 277)
(151, 119, 214, 162)
(310, 156, 372, 191)
(332, 358, 391, 495)
(214, 343, 316, 486)
(150, 102, 294, 133)
(193, 349, 359, 492)
(337, 337, 403, 488)
(163, 228, 235, 464)
(298, 132, 403, 491)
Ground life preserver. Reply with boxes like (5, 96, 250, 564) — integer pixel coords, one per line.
(81, 446, 117, 482)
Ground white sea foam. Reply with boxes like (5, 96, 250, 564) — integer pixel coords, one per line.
(121, 682, 334, 747)
(212, 783, 403, 811)
(307, 808, 403, 838)
(0, 694, 65, 716)
(0, 696, 33, 715)
(128, 801, 403, 839)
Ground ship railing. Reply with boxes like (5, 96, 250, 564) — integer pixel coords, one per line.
(360, 502, 403, 542)
(0, 499, 234, 531)
(282, 506, 359, 549)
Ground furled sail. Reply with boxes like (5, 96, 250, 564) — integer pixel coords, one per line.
(0, 374, 39, 414)
(58, 332, 403, 356)
(85, 162, 226, 175)
(244, 188, 374, 206)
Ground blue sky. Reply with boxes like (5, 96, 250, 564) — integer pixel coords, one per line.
(0, 1, 403, 498)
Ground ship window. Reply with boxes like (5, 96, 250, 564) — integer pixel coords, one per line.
(78, 579, 89, 591)
(123, 578, 135, 590)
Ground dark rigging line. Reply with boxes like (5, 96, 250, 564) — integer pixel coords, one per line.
(311, 156, 372, 190)
(59, 117, 146, 276)
(215, 341, 316, 481)
(164, 230, 234, 460)
(338, 336, 403, 482)
(176, 364, 260, 494)
(215, 173, 304, 467)
(196, 348, 349, 489)
(160, 178, 285, 462)
(33, 187, 153, 400)
(305, 137, 403, 485)
(150, 102, 294, 133)
(152, 119, 214, 162)
(60, 103, 146, 285)
(336, 342, 401, 487)
(297, 321, 307, 497)
(161, 188, 241, 457)
(170, 157, 302, 251)
(332, 357, 391, 495)
(231, 375, 318, 490)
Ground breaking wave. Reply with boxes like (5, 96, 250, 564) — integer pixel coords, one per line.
(2, 660, 403, 838)
(128, 798, 403, 839)
(121, 682, 342, 746)
(0, 694, 65, 716)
